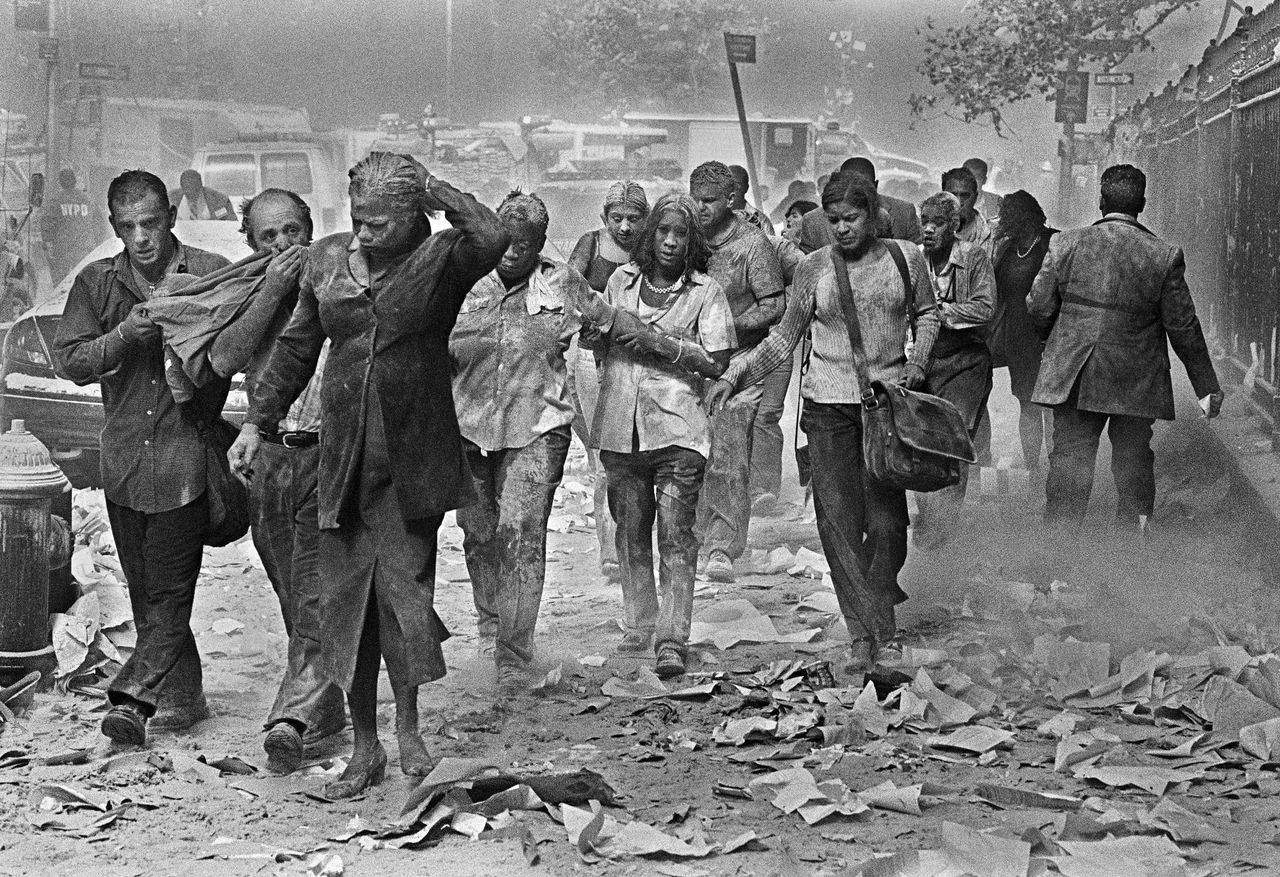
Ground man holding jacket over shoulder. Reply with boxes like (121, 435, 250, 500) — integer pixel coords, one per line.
(1028, 164, 1223, 536)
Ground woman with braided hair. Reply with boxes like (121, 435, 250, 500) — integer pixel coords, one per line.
(229, 152, 508, 798)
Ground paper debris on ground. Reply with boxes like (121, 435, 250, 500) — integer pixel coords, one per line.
(1202, 675, 1280, 739)
(750, 546, 795, 575)
(748, 767, 868, 825)
(1240, 716, 1280, 760)
(561, 803, 715, 860)
(1072, 764, 1204, 796)
(974, 784, 1080, 811)
(938, 821, 1031, 877)
(1052, 836, 1185, 877)
(927, 725, 1014, 754)
(858, 780, 924, 816)
(688, 599, 819, 649)
(788, 547, 830, 579)
(797, 591, 841, 615)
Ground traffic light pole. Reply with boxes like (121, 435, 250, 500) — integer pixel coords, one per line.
(1058, 117, 1076, 227)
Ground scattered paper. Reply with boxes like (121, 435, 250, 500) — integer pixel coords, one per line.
(688, 599, 819, 649)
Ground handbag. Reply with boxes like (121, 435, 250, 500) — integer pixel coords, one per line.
(195, 414, 252, 547)
(830, 243, 975, 493)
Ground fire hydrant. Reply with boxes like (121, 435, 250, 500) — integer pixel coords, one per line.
(0, 419, 71, 693)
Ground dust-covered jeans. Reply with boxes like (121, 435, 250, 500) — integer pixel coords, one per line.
(1045, 403, 1155, 528)
(697, 379, 764, 559)
(602, 446, 705, 655)
(749, 355, 794, 501)
(106, 494, 209, 715)
(802, 402, 909, 644)
(458, 428, 570, 669)
(250, 440, 345, 733)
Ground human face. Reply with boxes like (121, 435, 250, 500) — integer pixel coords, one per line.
(351, 193, 422, 256)
(249, 194, 311, 253)
(652, 209, 691, 277)
(785, 208, 805, 235)
(919, 205, 957, 254)
(943, 180, 978, 224)
(690, 183, 733, 233)
(110, 193, 176, 274)
(496, 226, 543, 281)
(730, 177, 748, 211)
(604, 205, 645, 251)
(825, 200, 875, 257)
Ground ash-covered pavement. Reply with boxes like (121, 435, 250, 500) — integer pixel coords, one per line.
(3, 372, 1280, 876)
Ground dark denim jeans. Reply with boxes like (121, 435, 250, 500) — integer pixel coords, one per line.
(1046, 404, 1155, 528)
(251, 440, 345, 732)
(697, 379, 764, 559)
(457, 428, 570, 669)
(602, 446, 705, 655)
(749, 354, 794, 501)
(802, 402, 909, 644)
(106, 494, 209, 715)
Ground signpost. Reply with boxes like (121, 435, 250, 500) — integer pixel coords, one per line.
(723, 32, 764, 212)
(1094, 71, 1134, 124)
(77, 62, 129, 81)
(1054, 63, 1086, 225)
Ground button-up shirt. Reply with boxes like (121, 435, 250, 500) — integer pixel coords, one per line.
(589, 264, 735, 459)
(449, 257, 584, 452)
(724, 241, 939, 404)
(922, 239, 996, 340)
(53, 238, 232, 513)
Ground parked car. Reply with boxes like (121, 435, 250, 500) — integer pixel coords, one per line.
(0, 220, 253, 487)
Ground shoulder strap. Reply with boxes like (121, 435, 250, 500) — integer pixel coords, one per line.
(882, 240, 917, 341)
(590, 229, 601, 264)
(829, 247, 871, 394)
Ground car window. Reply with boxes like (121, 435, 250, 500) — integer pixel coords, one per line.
(261, 152, 313, 195)
(6, 318, 50, 368)
(203, 153, 257, 196)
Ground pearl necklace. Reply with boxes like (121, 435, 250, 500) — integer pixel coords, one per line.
(644, 275, 683, 295)
(1017, 234, 1041, 259)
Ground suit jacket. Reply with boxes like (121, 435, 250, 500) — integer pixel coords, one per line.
(1026, 215, 1220, 421)
(798, 193, 921, 254)
(248, 179, 508, 527)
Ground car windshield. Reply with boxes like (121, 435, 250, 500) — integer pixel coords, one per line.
(203, 153, 257, 196)
(261, 152, 313, 194)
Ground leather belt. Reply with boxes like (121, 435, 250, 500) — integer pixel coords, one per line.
(261, 430, 319, 449)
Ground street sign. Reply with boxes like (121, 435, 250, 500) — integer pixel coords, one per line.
(1093, 105, 1113, 119)
(78, 62, 130, 81)
(37, 38, 59, 61)
(1083, 38, 1132, 56)
(1095, 72, 1135, 86)
(1054, 70, 1090, 124)
(724, 33, 757, 65)
(14, 0, 49, 32)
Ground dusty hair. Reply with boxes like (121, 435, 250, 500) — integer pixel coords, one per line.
(348, 151, 427, 212)
(497, 189, 550, 237)
(688, 161, 736, 199)
(919, 192, 961, 226)
(631, 192, 710, 276)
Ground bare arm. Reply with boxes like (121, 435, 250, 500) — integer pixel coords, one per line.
(208, 245, 303, 378)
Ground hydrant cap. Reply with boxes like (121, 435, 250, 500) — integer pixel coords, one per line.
(0, 419, 70, 496)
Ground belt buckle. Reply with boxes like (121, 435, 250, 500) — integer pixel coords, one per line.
(280, 432, 303, 449)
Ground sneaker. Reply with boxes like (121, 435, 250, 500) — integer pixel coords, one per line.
(263, 722, 304, 774)
(705, 551, 735, 583)
(655, 646, 686, 679)
(618, 630, 654, 654)
(101, 702, 147, 747)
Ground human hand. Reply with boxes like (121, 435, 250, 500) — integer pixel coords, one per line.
(263, 244, 304, 297)
(610, 309, 648, 341)
(899, 363, 926, 390)
(118, 305, 160, 344)
(706, 379, 736, 414)
(228, 423, 262, 479)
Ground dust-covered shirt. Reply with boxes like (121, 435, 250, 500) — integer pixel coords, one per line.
(704, 217, 784, 351)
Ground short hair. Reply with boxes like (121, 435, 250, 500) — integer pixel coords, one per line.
(632, 192, 711, 276)
(839, 156, 877, 183)
(919, 192, 961, 226)
(349, 151, 427, 213)
(941, 166, 978, 194)
(238, 188, 313, 249)
(999, 189, 1046, 228)
(58, 169, 77, 189)
(689, 161, 736, 199)
(107, 169, 169, 216)
(179, 169, 203, 189)
(497, 189, 550, 238)
(821, 171, 880, 220)
(786, 200, 818, 218)
(729, 164, 750, 190)
(962, 157, 989, 183)
(1100, 164, 1146, 215)
(603, 180, 649, 216)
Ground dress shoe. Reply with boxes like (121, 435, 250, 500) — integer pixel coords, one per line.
(151, 692, 210, 732)
(264, 722, 304, 774)
(655, 645, 686, 679)
(323, 744, 388, 800)
(101, 702, 147, 747)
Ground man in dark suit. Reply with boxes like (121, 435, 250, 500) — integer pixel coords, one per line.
(799, 156, 921, 253)
(1027, 164, 1223, 534)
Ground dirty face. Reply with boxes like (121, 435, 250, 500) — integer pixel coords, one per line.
(248, 192, 312, 253)
(110, 192, 177, 274)
(825, 200, 875, 258)
(690, 183, 733, 233)
(943, 179, 979, 224)
(604, 205, 646, 252)
(653, 208, 691, 277)
(496, 225, 543, 282)
(351, 193, 422, 256)
(920, 205, 958, 254)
